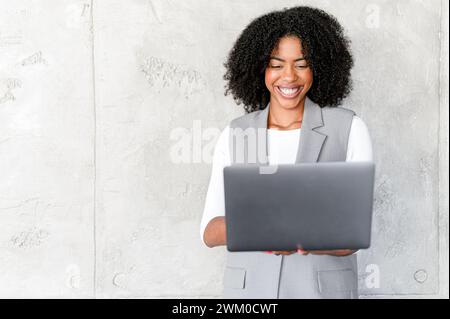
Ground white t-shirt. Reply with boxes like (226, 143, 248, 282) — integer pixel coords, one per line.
(200, 115, 373, 246)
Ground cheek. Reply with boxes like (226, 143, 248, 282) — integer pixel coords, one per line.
(264, 70, 276, 90)
(305, 69, 314, 86)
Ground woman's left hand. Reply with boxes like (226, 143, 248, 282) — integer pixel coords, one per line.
(297, 249, 357, 256)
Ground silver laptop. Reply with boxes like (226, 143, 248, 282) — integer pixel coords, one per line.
(224, 162, 375, 252)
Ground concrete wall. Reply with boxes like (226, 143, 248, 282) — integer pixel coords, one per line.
(0, 0, 447, 298)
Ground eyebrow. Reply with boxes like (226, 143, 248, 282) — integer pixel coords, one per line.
(269, 56, 306, 62)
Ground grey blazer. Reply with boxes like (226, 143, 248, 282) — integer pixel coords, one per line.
(224, 97, 358, 299)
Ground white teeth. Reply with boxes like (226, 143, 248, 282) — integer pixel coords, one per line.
(279, 87, 300, 95)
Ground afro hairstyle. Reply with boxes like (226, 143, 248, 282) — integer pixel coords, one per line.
(223, 6, 354, 113)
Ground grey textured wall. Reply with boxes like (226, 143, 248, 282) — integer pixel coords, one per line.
(0, 0, 448, 298)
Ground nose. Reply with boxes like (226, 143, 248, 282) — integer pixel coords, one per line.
(282, 65, 297, 81)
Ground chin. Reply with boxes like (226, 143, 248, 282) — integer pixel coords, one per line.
(277, 97, 305, 109)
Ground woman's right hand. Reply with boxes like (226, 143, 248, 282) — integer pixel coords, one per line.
(203, 216, 227, 247)
(265, 250, 298, 256)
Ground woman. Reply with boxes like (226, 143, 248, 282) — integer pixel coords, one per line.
(200, 6, 373, 298)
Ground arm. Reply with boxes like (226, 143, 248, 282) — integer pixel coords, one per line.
(203, 216, 227, 248)
(200, 127, 229, 247)
(204, 217, 297, 255)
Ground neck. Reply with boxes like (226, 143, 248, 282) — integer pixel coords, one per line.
(268, 98, 305, 130)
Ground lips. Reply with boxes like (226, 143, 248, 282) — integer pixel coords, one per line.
(276, 85, 303, 99)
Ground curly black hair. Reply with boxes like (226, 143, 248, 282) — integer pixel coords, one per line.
(224, 6, 354, 113)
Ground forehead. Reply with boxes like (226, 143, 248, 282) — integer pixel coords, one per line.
(271, 36, 304, 56)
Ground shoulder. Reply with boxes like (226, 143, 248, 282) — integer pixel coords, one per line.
(321, 105, 356, 118)
(210, 125, 231, 163)
(320, 105, 369, 132)
(218, 125, 230, 142)
(215, 125, 230, 149)
(350, 115, 370, 134)
(229, 109, 265, 129)
(347, 115, 373, 161)
(320, 105, 356, 131)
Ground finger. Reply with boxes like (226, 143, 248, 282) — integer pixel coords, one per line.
(272, 251, 296, 255)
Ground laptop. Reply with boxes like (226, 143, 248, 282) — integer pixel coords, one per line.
(223, 162, 375, 252)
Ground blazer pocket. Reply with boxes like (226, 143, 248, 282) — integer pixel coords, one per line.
(224, 266, 246, 289)
(317, 269, 357, 296)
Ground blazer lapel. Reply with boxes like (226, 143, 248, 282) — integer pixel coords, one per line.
(253, 99, 326, 165)
(295, 98, 327, 163)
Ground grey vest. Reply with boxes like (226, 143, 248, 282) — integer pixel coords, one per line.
(224, 97, 358, 299)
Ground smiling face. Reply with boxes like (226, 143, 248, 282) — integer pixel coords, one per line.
(264, 36, 313, 110)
